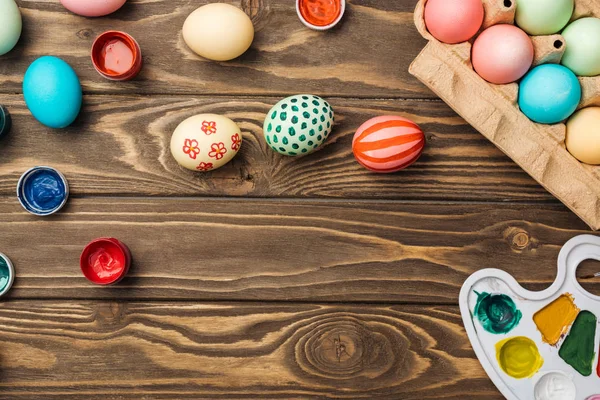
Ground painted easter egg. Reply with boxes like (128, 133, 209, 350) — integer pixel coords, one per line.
(566, 107, 600, 165)
(183, 3, 254, 61)
(562, 18, 600, 77)
(472, 25, 534, 84)
(170, 114, 242, 171)
(0, 0, 21, 56)
(23, 57, 82, 129)
(424, 0, 484, 44)
(263, 95, 334, 156)
(60, 0, 127, 17)
(352, 116, 425, 173)
(515, 0, 574, 35)
(518, 64, 581, 124)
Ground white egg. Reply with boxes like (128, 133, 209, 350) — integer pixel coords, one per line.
(170, 114, 242, 172)
(182, 3, 254, 61)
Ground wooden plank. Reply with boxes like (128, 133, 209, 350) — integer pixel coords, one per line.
(0, 94, 555, 201)
(1, 0, 432, 98)
(0, 301, 502, 399)
(0, 197, 592, 301)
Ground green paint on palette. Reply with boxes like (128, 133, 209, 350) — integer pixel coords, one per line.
(0, 256, 9, 292)
(559, 310, 597, 376)
(474, 292, 522, 334)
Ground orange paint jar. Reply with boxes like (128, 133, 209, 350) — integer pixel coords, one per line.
(296, 0, 345, 30)
(91, 31, 142, 81)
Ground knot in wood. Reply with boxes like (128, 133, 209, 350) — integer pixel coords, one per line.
(77, 29, 94, 40)
(504, 227, 531, 251)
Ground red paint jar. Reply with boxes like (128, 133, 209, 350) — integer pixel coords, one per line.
(91, 31, 142, 81)
(80, 238, 131, 285)
(297, 0, 345, 30)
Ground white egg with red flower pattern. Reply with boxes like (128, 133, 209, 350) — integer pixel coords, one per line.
(170, 114, 242, 172)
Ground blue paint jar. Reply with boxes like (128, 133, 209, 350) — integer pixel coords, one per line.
(518, 64, 581, 124)
(0, 252, 14, 297)
(17, 166, 69, 216)
(0, 105, 11, 139)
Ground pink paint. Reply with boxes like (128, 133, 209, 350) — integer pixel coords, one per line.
(472, 24, 534, 84)
(588, 396, 600, 400)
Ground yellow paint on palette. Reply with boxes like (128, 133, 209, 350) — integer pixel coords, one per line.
(533, 294, 579, 345)
(496, 336, 544, 379)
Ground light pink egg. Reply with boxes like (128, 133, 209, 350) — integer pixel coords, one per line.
(60, 0, 127, 17)
(472, 24, 534, 84)
(424, 0, 484, 44)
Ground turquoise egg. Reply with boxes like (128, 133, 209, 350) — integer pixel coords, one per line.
(518, 64, 581, 124)
(263, 95, 334, 156)
(0, 0, 22, 56)
(23, 56, 82, 128)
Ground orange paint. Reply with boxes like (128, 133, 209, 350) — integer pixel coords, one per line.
(101, 39, 134, 75)
(299, 0, 341, 27)
(533, 294, 579, 346)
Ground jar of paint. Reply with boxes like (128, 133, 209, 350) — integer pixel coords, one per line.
(17, 166, 69, 216)
(0, 252, 14, 297)
(80, 238, 131, 285)
(91, 31, 142, 81)
(296, 0, 345, 30)
(0, 105, 11, 139)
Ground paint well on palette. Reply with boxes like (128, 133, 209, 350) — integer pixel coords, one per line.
(533, 294, 579, 345)
(587, 396, 600, 400)
(474, 292, 522, 334)
(558, 310, 597, 376)
(496, 336, 543, 379)
(533, 372, 576, 400)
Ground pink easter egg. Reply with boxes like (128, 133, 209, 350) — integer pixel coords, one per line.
(424, 0, 484, 44)
(60, 0, 127, 17)
(472, 24, 534, 84)
(352, 116, 425, 173)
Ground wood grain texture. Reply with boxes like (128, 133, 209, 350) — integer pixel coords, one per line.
(1, 0, 431, 98)
(0, 301, 501, 399)
(0, 94, 556, 201)
(0, 197, 591, 301)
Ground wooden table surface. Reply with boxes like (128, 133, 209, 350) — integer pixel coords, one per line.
(0, 1, 598, 399)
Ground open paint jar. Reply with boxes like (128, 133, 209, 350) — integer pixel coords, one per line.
(0, 105, 11, 139)
(0, 253, 14, 297)
(17, 166, 69, 216)
(91, 31, 142, 81)
(296, 0, 345, 30)
(80, 238, 131, 285)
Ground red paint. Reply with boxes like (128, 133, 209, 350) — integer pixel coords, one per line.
(91, 31, 142, 81)
(80, 238, 131, 285)
(299, 0, 341, 27)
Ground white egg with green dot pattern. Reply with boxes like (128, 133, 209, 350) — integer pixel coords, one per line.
(263, 94, 334, 156)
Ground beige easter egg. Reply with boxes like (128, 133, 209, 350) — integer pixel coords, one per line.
(170, 114, 242, 171)
(182, 3, 254, 61)
(566, 107, 600, 165)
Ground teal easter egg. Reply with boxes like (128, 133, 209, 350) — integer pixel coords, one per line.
(263, 95, 334, 156)
(519, 64, 581, 124)
(562, 18, 600, 77)
(515, 0, 574, 35)
(0, 0, 22, 56)
(23, 56, 82, 129)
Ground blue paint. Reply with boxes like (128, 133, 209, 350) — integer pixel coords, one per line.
(17, 167, 69, 215)
(518, 64, 581, 124)
(23, 56, 82, 129)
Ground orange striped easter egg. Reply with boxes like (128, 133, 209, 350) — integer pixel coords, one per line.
(352, 116, 425, 173)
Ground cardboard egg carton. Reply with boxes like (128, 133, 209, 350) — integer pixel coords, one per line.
(409, 0, 600, 230)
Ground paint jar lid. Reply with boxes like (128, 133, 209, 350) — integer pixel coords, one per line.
(17, 166, 70, 216)
(91, 31, 142, 81)
(0, 105, 11, 139)
(0, 252, 15, 297)
(80, 238, 132, 285)
(296, 0, 346, 30)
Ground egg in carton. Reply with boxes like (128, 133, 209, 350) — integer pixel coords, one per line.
(409, 0, 600, 230)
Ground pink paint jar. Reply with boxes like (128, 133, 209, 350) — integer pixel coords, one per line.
(80, 238, 131, 285)
(91, 31, 142, 81)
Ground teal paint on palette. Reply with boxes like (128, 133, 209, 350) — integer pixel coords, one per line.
(0, 253, 14, 297)
(474, 292, 522, 334)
